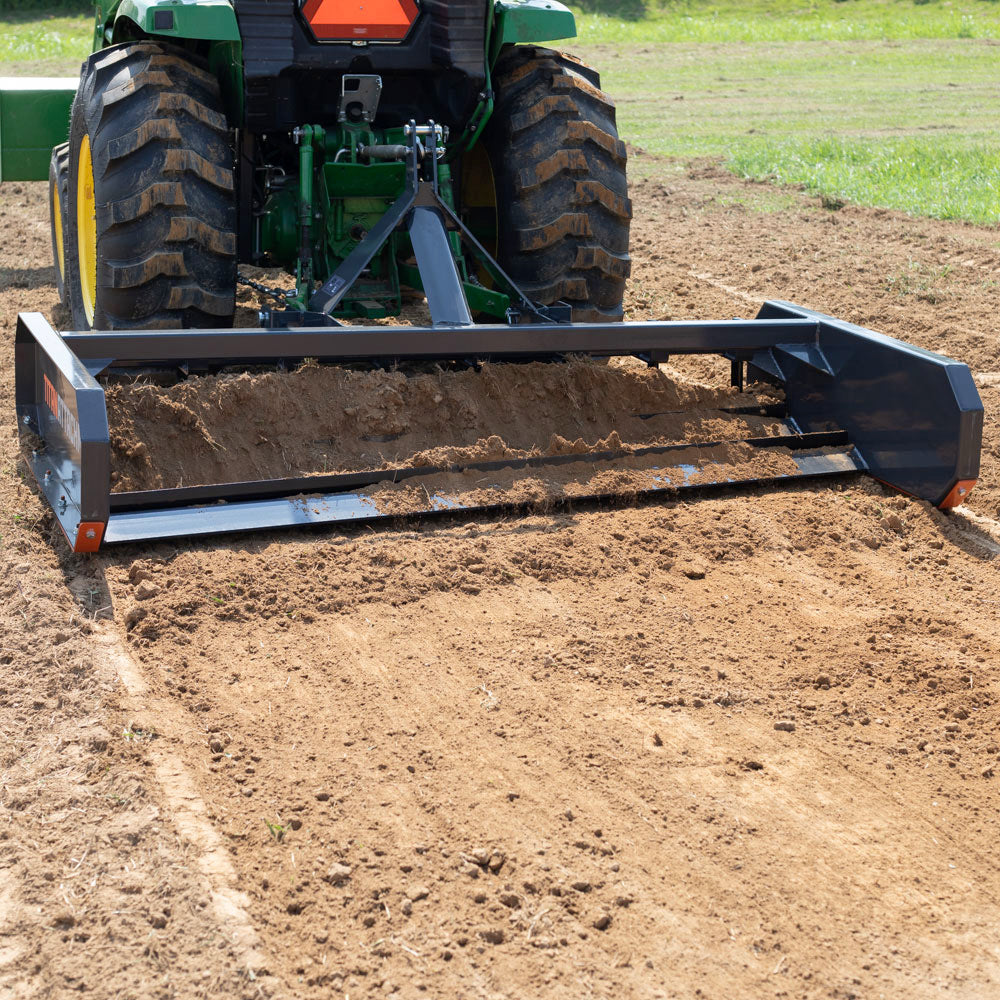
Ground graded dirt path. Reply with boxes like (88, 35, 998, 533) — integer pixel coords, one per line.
(2, 163, 999, 1000)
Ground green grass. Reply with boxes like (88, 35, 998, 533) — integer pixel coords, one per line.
(730, 137, 997, 224)
(577, 37, 1000, 223)
(0, 11, 91, 75)
(569, 0, 1000, 42)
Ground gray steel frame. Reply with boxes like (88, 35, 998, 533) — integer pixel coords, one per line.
(14, 301, 983, 552)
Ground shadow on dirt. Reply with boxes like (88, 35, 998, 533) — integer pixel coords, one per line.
(0, 266, 57, 292)
(943, 509, 1000, 562)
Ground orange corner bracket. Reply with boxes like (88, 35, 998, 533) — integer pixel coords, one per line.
(939, 480, 976, 510)
(73, 522, 105, 553)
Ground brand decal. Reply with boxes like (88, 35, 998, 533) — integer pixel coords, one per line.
(43, 374, 82, 453)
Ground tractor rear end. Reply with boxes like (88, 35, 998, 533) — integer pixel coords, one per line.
(4, 0, 984, 551)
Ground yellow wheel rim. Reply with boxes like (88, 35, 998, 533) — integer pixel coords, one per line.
(76, 133, 97, 326)
(52, 181, 65, 284)
(460, 143, 498, 288)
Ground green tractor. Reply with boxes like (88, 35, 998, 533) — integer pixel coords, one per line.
(18, 0, 630, 331)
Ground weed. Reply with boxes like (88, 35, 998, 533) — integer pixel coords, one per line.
(884, 259, 953, 301)
(265, 820, 286, 843)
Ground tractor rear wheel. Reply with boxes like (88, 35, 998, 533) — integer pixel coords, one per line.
(48, 143, 70, 306)
(483, 46, 632, 323)
(67, 42, 237, 330)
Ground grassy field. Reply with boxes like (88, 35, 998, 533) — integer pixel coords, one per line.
(571, 0, 1000, 42)
(4, 2, 998, 223)
(567, 1, 1000, 224)
(0, 10, 90, 75)
(578, 36, 1000, 223)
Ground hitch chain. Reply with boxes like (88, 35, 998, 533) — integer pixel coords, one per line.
(237, 272, 294, 305)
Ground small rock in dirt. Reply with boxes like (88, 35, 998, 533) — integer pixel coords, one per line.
(571, 880, 592, 893)
(652, 732, 663, 747)
(289, 818, 302, 831)
(678, 560, 706, 580)
(400, 900, 412, 916)
(499, 893, 520, 909)
(564, 809, 575, 822)
(592, 912, 612, 931)
(945, 723, 960, 733)
(124, 604, 147, 628)
(470, 847, 490, 866)
(52, 911, 75, 929)
(773, 721, 796, 733)
(614, 895, 634, 908)
(480, 928, 505, 945)
(209, 738, 224, 754)
(324, 862, 352, 886)
(135, 581, 160, 601)
(314, 931, 329, 944)
(488, 849, 506, 873)
(407, 885, 430, 902)
(459, 862, 480, 879)
(880, 514, 905, 534)
(315, 790, 330, 801)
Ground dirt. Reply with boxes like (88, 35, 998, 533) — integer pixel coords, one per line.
(3, 160, 1000, 1000)
(105, 358, 785, 493)
(361, 441, 806, 515)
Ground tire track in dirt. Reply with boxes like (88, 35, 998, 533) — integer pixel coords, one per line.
(96, 630, 275, 987)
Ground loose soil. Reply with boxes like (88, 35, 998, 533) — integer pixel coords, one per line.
(105, 359, 784, 493)
(2, 158, 1000, 1000)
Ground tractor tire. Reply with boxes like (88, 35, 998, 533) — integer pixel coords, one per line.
(484, 46, 631, 323)
(66, 42, 237, 331)
(48, 143, 71, 306)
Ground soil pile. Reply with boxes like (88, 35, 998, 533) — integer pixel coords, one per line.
(105, 359, 786, 497)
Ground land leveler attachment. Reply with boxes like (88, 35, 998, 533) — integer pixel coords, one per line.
(15, 296, 982, 552)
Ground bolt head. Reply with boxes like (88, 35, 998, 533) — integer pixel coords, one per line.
(85, 529, 96, 539)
